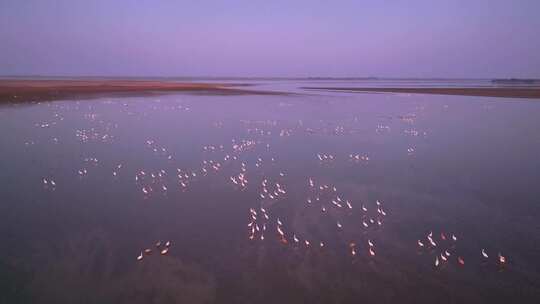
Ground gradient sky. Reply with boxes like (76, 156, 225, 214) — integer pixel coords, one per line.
(1, 0, 539, 78)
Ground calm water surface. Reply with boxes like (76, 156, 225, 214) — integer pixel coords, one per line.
(1, 82, 540, 303)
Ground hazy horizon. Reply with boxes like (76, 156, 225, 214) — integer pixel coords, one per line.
(2, 74, 540, 80)
(1, 0, 539, 78)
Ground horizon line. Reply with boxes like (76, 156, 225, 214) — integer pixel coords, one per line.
(1, 75, 539, 81)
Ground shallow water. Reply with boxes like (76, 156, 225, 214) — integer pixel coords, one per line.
(1, 83, 540, 303)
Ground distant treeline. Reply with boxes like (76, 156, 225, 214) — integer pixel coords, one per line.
(492, 78, 539, 84)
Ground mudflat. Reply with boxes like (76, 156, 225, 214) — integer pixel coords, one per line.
(0, 79, 279, 103)
(302, 86, 540, 99)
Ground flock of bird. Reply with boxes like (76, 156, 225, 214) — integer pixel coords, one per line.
(136, 240, 172, 261)
(28, 99, 510, 272)
(417, 231, 507, 268)
(246, 181, 389, 259)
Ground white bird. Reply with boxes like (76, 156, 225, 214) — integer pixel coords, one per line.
(482, 249, 489, 259)
(137, 252, 143, 261)
(498, 253, 506, 264)
(160, 248, 169, 255)
(369, 247, 376, 256)
(427, 236, 437, 247)
(337, 222, 342, 228)
(368, 239, 374, 247)
(418, 240, 424, 247)
(435, 257, 440, 267)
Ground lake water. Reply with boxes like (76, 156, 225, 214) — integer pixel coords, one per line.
(1, 81, 540, 303)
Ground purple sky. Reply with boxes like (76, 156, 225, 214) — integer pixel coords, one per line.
(1, 0, 539, 78)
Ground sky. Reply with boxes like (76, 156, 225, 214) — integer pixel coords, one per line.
(1, 0, 539, 78)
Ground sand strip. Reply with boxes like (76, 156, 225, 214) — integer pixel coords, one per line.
(0, 79, 282, 103)
(302, 87, 540, 99)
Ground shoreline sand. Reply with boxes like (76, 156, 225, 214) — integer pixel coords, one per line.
(0, 79, 282, 104)
(302, 87, 540, 99)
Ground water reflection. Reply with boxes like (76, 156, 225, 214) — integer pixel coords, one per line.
(1, 84, 540, 303)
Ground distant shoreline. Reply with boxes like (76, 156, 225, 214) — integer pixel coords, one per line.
(302, 87, 540, 99)
(0, 79, 283, 104)
(2, 75, 539, 82)
(3, 79, 540, 103)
